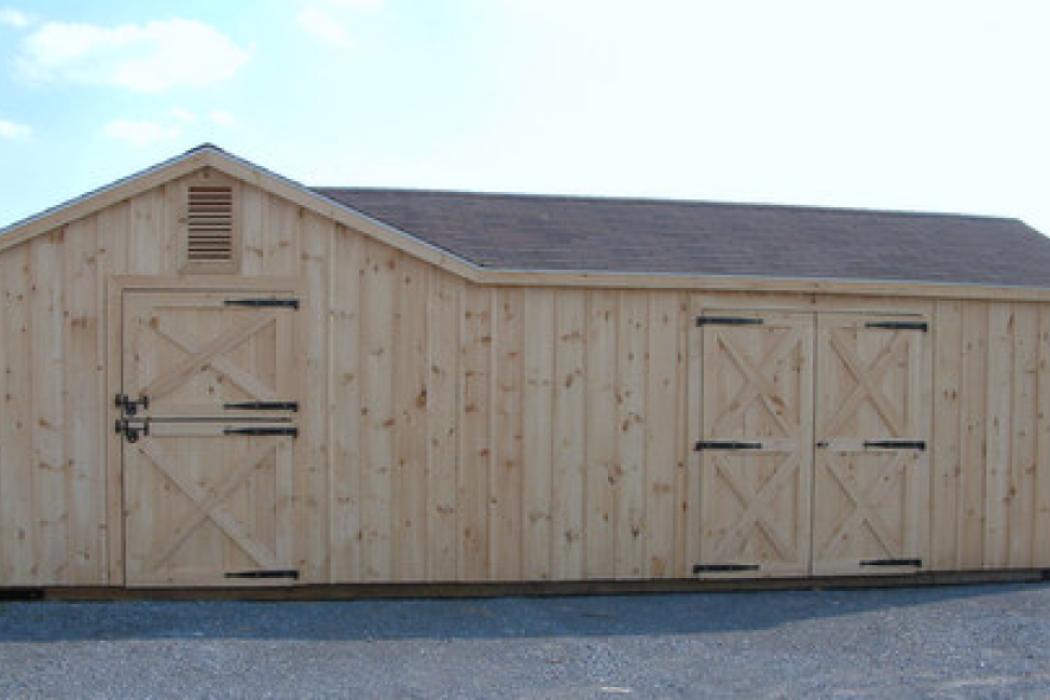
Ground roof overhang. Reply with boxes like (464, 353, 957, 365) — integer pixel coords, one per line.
(0, 144, 481, 280)
(3, 144, 1050, 302)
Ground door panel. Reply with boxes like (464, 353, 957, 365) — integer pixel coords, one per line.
(812, 314, 930, 575)
(698, 312, 814, 577)
(122, 292, 296, 418)
(123, 430, 294, 586)
(120, 289, 300, 587)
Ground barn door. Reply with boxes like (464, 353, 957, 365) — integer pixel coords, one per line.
(696, 312, 814, 577)
(119, 290, 301, 586)
(812, 314, 930, 576)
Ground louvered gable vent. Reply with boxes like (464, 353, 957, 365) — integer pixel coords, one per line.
(179, 173, 240, 273)
(187, 185, 233, 262)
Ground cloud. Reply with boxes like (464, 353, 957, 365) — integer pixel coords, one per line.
(170, 107, 198, 123)
(0, 7, 32, 28)
(209, 109, 235, 126)
(103, 119, 181, 147)
(17, 18, 249, 92)
(0, 118, 31, 139)
(295, 0, 385, 45)
(327, 0, 384, 10)
(296, 7, 349, 46)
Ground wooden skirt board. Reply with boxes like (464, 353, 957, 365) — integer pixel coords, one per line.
(696, 310, 930, 579)
(119, 288, 302, 587)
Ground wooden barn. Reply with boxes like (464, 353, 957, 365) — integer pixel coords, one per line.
(2, 143, 1050, 592)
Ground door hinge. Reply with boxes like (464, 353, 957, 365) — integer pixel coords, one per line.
(863, 440, 926, 451)
(224, 297, 300, 310)
(115, 393, 149, 416)
(223, 401, 299, 412)
(860, 558, 922, 568)
(695, 440, 763, 451)
(223, 426, 299, 438)
(115, 418, 150, 443)
(224, 569, 300, 580)
(697, 316, 764, 327)
(693, 563, 760, 573)
(864, 321, 928, 332)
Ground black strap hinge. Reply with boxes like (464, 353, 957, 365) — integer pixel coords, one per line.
(693, 563, 760, 573)
(224, 569, 300, 580)
(224, 401, 299, 412)
(697, 316, 764, 327)
(860, 558, 922, 568)
(695, 440, 763, 451)
(864, 321, 927, 332)
(224, 298, 300, 310)
(863, 440, 926, 451)
(223, 426, 298, 437)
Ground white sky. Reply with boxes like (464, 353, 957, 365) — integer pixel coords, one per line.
(1, 0, 1048, 234)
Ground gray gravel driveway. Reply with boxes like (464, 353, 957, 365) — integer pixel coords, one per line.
(1, 583, 1049, 699)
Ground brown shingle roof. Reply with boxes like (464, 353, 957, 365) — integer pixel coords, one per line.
(314, 188, 1050, 288)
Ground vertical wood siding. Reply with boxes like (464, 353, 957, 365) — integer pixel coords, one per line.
(2, 170, 1050, 585)
(929, 300, 1049, 570)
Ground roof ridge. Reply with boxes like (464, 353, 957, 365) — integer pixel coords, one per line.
(311, 186, 1017, 224)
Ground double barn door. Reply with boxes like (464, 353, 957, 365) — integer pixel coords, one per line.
(118, 287, 302, 586)
(698, 310, 930, 577)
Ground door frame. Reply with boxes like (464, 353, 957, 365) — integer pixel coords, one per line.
(104, 275, 304, 586)
(690, 298, 934, 578)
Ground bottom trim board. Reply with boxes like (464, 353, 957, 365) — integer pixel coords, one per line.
(3, 569, 1048, 602)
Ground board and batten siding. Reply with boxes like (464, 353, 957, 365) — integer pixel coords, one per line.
(930, 300, 1050, 570)
(1, 171, 1050, 586)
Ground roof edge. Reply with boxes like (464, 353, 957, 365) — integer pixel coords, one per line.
(0, 146, 209, 242)
(313, 185, 1024, 226)
(192, 146, 483, 279)
(0, 144, 484, 281)
(2, 144, 1049, 301)
(473, 266, 1050, 300)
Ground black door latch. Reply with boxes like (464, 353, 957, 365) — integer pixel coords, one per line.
(115, 393, 149, 416)
(115, 418, 150, 443)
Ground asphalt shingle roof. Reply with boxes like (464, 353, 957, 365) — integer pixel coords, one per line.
(312, 188, 1050, 288)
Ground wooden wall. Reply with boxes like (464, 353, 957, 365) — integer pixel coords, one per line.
(327, 280, 696, 582)
(1, 168, 1049, 586)
(930, 300, 1050, 570)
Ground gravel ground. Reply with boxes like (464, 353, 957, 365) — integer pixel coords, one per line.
(1, 583, 1049, 699)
